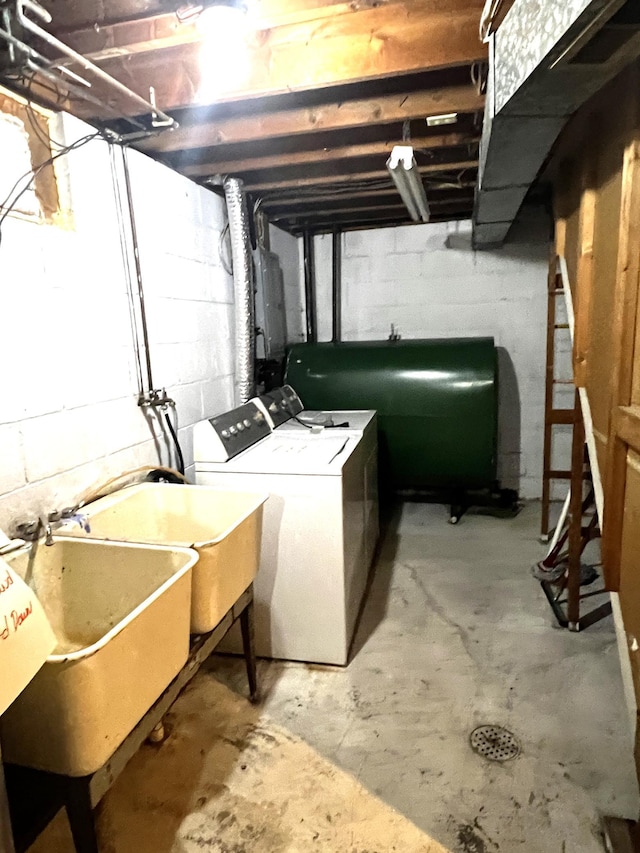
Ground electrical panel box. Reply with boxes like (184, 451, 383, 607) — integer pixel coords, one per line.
(254, 247, 287, 360)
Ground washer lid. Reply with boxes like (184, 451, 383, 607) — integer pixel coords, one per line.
(196, 434, 359, 475)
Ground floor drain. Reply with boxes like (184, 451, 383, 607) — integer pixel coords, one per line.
(470, 725, 520, 761)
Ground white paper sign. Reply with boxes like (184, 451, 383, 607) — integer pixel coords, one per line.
(0, 558, 56, 716)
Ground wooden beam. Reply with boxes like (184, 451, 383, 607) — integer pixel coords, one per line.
(60, 0, 480, 61)
(288, 209, 470, 233)
(237, 159, 477, 191)
(140, 86, 484, 154)
(271, 195, 471, 221)
(573, 163, 597, 388)
(265, 188, 474, 214)
(179, 132, 479, 177)
(272, 203, 407, 221)
(616, 406, 640, 455)
(602, 139, 640, 591)
(260, 179, 477, 207)
(93, 4, 486, 113)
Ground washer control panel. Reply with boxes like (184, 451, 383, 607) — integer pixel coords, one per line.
(254, 385, 304, 428)
(193, 402, 271, 462)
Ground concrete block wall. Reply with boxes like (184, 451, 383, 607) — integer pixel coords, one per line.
(0, 111, 298, 533)
(311, 213, 552, 498)
(270, 224, 305, 345)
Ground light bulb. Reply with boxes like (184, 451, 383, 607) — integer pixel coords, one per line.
(197, 4, 250, 101)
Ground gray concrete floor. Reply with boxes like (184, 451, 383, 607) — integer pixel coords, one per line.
(211, 501, 639, 853)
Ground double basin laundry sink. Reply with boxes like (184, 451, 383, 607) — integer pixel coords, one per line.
(0, 484, 267, 776)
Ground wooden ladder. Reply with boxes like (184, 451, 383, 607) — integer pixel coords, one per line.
(540, 260, 575, 541)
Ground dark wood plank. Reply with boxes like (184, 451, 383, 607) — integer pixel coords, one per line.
(179, 132, 479, 177)
(237, 159, 477, 191)
(140, 85, 484, 154)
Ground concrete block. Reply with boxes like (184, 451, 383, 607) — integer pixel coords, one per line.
(21, 408, 104, 482)
(170, 381, 206, 427)
(201, 375, 235, 419)
(395, 221, 449, 254)
(0, 424, 26, 494)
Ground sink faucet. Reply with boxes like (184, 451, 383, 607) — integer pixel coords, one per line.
(44, 507, 90, 545)
(14, 507, 89, 547)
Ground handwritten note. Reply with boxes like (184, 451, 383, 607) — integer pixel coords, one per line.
(0, 559, 56, 716)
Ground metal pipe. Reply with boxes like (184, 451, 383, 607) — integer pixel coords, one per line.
(223, 177, 255, 404)
(303, 230, 317, 343)
(331, 229, 342, 343)
(24, 60, 148, 131)
(15, 0, 177, 129)
(0, 747, 16, 853)
(121, 147, 154, 394)
(109, 143, 145, 397)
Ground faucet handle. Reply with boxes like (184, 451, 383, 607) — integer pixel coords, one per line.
(15, 520, 42, 541)
(47, 510, 62, 523)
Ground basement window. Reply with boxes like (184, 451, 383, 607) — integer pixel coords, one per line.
(0, 87, 70, 227)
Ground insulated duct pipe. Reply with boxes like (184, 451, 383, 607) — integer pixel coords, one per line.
(303, 230, 317, 343)
(224, 177, 255, 404)
(332, 229, 342, 343)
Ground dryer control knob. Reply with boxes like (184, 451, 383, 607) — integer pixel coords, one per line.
(243, 419, 252, 428)
(237, 421, 245, 431)
(229, 426, 237, 435)
(221, 429, 230, 439)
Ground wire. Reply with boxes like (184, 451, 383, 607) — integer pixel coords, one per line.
(24, 72, 69, 150)
(163, 409, 185, 476)
(219, 222, 233, 275)
(479, 0, 505, 42)
(0, 130, 102, 249)
(293, 415, 350, 429)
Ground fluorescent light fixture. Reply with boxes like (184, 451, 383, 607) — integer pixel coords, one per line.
(386, 145, 430, 223)
(426, 112, 458, 127)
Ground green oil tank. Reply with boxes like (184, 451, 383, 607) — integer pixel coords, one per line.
(285, 338, 498, 492)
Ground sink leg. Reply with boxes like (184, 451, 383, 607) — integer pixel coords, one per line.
(64, 777, 99, 853)
(240, 599, 259, 703)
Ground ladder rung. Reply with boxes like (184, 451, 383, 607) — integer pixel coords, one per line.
(548, 289, 564, 295)
(553, 380, 574, 385)
(544, 469, 572, 479)
(554, 323, 570, 329)
(548, 409, 575, 425)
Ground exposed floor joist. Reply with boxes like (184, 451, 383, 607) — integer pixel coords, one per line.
(19, 0, 488, 233)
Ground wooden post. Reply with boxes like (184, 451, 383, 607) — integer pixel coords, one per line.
(573, 166, 597, 389)
(567, 389, 585, 630)
(602, 140, 640, 590)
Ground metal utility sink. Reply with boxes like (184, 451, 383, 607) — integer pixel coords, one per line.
(0, 537, 196, 777)
(56, 483, 267, 634)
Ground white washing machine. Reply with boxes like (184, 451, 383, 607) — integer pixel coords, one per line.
(193, 401, 374, 665)
(252, 386, 379, 567)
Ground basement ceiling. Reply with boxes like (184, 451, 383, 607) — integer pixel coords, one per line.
(15, 0, 494, 234)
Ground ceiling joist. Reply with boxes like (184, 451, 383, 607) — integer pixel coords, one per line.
(31, 0, 487, 233)
(178, 133, 479, 178)
(139, 84, 484, 154)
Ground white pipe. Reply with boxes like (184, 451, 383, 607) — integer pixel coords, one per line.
(15, 0, 177, 129)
